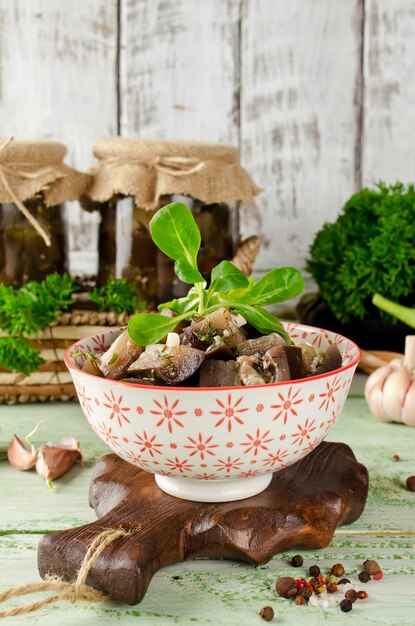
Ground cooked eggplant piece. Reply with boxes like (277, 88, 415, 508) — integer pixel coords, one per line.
(298, 342, 342, 376)
(82, 356, 104, 377)
(237, 333, 286, 357)
(284, 345, 305, 380)
(181, 324, 211, 351)
(297, 342, 322, 376)
(315, 344, 342, 375)
(205, 342, 235, 360)
(98, 330, 144, 380)
(263, 345, 291, 382)
(181, 307, 246, 350)
(128, 344, 205, 384)
(237, 355, 266, 385)
(199, 360, 242, 387)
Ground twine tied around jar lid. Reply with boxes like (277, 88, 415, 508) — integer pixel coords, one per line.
(87, 137, 262, 210)
(0, 137, 89, 246)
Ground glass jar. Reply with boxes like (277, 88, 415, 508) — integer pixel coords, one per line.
(88, 137, 260, 306)
(0, 197, 66, 287)
(97, 194, 239, 305)
(0, 138, 89, 288)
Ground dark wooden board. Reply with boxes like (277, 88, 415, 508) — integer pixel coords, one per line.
(38, 441, 368, 605)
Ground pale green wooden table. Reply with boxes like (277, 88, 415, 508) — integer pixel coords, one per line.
(1, 375, 414, 625)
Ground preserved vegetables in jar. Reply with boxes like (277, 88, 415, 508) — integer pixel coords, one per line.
(87, 138, 260, 305)
(0, 138, 89, 286)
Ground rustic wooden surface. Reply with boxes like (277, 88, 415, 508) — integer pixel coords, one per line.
(38, 442, 368, 605)
(1, 0, 414, 278)
(0, 375, 415, 624)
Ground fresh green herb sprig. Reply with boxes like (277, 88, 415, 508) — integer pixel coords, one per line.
(0, 273, 77, 375)
(307, 182, 415, 323)
(90, 278, 146, 315)
(128, 202, 304, 346)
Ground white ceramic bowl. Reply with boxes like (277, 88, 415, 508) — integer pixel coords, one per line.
(65, 323, 360, 502)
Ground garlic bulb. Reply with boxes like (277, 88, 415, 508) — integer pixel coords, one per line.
(365, 336, 415, 426)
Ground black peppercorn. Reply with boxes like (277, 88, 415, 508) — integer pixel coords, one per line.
(340, 599, 353, 613)
(338, 578, 351, 585)
(358, 571, 371, 583)
(309, 564, 320, 577)
(291, 554, 304, 567)
(259, 606, 274, 622)
(326, 582, 338, 593)
(406, 476, 415, 492)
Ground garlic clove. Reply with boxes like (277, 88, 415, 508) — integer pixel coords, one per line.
(402, 380, 415, 426)
(382, 367, 412, 421)
(7, 435, 37, 470)
(365, 365, 393, 399)
(366, 386, 391, 422)
(35, 441, 82, 485)
(365, 365, 394, 421)
(55, 435, 81, 451)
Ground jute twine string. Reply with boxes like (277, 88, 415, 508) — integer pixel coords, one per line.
(0, 527, 129, 618)
(100, 154, 207, 177)
(0, 137, 64, 247)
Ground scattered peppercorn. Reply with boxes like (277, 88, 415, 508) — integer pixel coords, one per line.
(392, 454, 400, 462)
(309, 577, 319, 588)
(358, 571, 371, 583)
(406, 475, 415, 492)
(338, 578, 351, 585)
(326, 574, 338, 585)
(363, 559, 380, 575)
(374, 570, 384, 581)
(275, 577, 297, 598)
(294, 595, 305, 605)
(340, 599, 353, 613)
(259, 606, 274, 622)
(171, 575, 182, 580)
(345, 589, 358, 603)
(331, 563, 345, 577)
(291, 555, 304, 567)
(357, 590, 368, 600)
(309, 565, 320, 577)
(298, 587, 312, 600)
(326, 582, 338, 593)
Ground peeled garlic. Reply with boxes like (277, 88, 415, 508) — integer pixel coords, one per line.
(365, 336, 415, 426)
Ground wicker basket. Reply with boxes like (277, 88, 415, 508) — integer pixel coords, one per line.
(0, 237, 260, 404)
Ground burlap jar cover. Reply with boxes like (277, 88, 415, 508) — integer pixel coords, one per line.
(87, 137, 261, 209)
(0, 137, 89, 245)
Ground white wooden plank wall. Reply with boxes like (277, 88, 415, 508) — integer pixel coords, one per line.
(363, 0, 415, 184)
(0, 0, 414, 278)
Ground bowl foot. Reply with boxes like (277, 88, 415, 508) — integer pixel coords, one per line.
(154, 473, 273, 502)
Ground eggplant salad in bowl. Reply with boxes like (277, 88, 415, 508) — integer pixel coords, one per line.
(66, 202, 360, 502)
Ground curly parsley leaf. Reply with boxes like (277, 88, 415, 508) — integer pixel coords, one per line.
(307, 182, 415, 323)
(90, 278, 146, 315)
